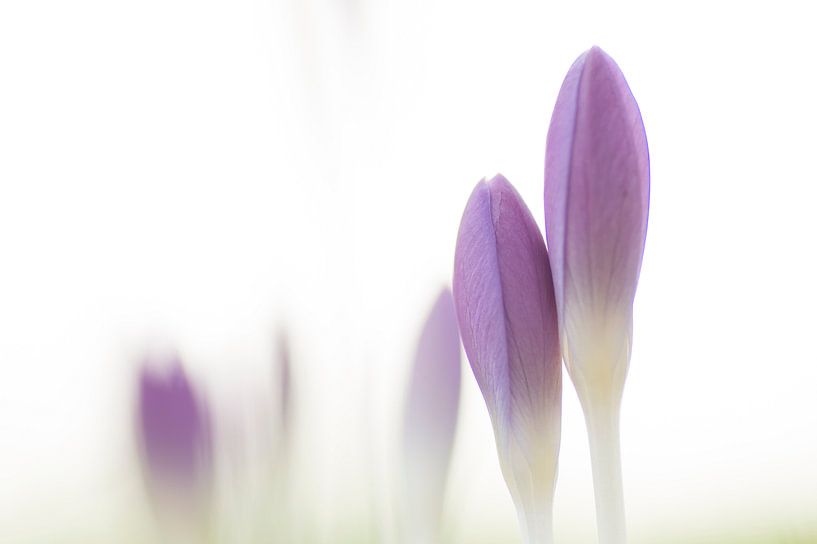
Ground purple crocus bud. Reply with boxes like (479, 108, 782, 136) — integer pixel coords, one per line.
(544, 46, 649, 544)
(453, 175, 561, 544)
(401, 288, 461, 544)
(137, 357, 212, 520)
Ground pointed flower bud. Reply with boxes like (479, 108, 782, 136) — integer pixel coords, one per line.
(544, 45, 649, 401)
(453, 175, 561, 544)
(137, 357, 213, 520)
(401, 288, 461, 544)
(544, 46, 650, 544)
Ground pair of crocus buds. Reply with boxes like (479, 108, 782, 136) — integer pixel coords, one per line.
(454, 46, 649, 544)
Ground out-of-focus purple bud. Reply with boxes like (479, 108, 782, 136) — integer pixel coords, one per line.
(544, 46, 649, 544)
(453, 175, 561, 544)
(401, 288, 461, 544)
(276, 331, 292, 443)
(137, 357, 212, 515)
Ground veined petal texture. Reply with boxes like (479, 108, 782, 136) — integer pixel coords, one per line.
(544, 46, 649, 392)
(453, 175, 561, 542)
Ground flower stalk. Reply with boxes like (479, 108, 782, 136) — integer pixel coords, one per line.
(453, 175, 562, 544)
(544, 45, 649, 544)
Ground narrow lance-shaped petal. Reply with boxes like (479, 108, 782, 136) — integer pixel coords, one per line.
(400, 288, 461, 544)
(453, 175, 561, 544)
(137, 356, 213, 531)
(544, 46, 650, 544)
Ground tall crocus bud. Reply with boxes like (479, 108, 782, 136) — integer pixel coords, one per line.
(453, 175, 561, 544)
(400, 288, 461, 544)
(137, 357, 213, 533)
(544, 46, 649, 544)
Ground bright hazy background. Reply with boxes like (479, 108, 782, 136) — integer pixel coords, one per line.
(2, 0, 816, 542)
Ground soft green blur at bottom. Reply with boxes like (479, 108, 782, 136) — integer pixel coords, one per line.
(12, 523, 817, 544)
(460, 530, 817, 544)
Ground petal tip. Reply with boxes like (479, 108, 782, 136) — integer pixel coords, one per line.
(485, 173, 509, 187)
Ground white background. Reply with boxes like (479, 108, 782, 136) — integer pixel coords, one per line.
(2, 0, 817, 542)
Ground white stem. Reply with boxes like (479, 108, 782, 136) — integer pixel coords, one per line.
(518, 500, 554, 544)
(584, 398, 626, 544)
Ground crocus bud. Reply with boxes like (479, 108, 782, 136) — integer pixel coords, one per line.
(137, 357, 213, 528)
(453, 175, 561, 544)
(544, 46, 649, 544)
(269, 331, 294, 541)
(400, 288, 461, 544)
(276, 330, 293, 449)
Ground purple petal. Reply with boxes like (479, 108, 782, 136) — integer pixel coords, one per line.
(138, 357, 212, 496)
(453, 175, 561, 532)
(544, 46, 649, 335)
(401, 288, 461, 538)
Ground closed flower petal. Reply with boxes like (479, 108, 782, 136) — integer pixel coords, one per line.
(401, 288, 461, 544)
(544, 46, 649, 397)
(544, 46, 649, 544)
(453, 175, 561, 544)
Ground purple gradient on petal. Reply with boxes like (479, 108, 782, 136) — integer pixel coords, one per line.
(453, 175, 561, 448)
(401, 288, 461, 537)
(545, 46, 650, 326)
(402, 288, 461, 465)
(138, 358, 212, 493)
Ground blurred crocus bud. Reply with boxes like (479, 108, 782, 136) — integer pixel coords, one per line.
(137, 357, 213, 526)
(544, 46, 649, 544)
(400, 288, 461, 544)
(276, 331, 292, 447)
(453, 175, 561, 544)
(268, 330, 293, 541)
